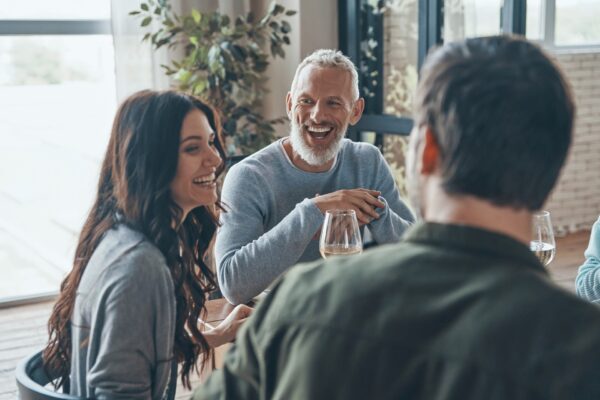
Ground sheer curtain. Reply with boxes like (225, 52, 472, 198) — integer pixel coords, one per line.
(110, 0, 171, 101)
(110, 0, 254, 102)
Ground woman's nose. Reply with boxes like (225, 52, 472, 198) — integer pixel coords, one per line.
(206, 145, 222, 168)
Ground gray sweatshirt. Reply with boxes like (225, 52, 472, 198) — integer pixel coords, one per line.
(70, 224, 176, 399)
(216, 138, 415, 304)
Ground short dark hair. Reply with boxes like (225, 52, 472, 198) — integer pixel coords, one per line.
(415, 35, 574, 210)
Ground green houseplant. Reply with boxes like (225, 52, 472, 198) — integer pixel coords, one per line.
(130, 1, 296, 155)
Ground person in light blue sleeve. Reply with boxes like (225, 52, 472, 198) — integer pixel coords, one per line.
(215, 49, 415, 305)
(576, 216, 600, 303)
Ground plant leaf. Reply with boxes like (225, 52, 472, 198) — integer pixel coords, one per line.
(174, 68, 192, 83)
(208, 45, 222, 73)
(285, 10, 297, 16)
(221, 15, 230, 27)
(191, 9, 202, 24)
(280, 21, 291, 33)
(141, 16, 152, 27)
(194, 79, 207, 94)
(141, 3, 149, 11)
(273, 4, 285, 15)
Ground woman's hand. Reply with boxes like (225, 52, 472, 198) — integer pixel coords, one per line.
(203, 304, 253, 348)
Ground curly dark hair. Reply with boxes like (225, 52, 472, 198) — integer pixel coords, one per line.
(42, 90, 227, 390)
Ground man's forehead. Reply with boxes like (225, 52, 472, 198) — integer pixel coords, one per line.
(293, 65, 353, 97)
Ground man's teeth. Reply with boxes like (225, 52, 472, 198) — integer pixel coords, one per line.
(307, 126, 331, 133)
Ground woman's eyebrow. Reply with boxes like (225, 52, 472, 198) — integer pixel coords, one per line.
(180, 135, 203, 144)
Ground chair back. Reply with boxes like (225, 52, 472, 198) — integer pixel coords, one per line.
(15, 350, 82, 400)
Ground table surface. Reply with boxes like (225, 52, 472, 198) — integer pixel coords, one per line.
(204, 298, 237, 325)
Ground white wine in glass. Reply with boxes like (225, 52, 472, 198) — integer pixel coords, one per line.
(530, 210, 556, 266)
(319, 210, 362, 259)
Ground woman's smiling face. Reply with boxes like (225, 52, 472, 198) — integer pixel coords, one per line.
(169, 108, 222, 218)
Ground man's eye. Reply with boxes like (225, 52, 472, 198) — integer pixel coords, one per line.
(299, 99, 312, 104)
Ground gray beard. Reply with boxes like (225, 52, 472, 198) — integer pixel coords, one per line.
(289, 119, 345, 167)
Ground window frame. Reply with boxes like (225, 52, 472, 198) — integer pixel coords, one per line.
(0, 20, 110, 35)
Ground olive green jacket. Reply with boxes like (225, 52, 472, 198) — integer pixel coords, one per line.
(194, 223, 600, 400)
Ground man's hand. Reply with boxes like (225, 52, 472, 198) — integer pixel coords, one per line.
(313, 189, 385, 225)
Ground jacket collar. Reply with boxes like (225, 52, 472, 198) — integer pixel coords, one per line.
(404, 222, 547, 274)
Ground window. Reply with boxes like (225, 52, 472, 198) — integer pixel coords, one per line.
(339, 0, 419, 198)
(527, 0, 600, 47)
(444, 0, 503, 42)
(0, 1, 116, 305)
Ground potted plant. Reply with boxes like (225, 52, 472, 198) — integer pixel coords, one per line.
(130, 0, 296, 155)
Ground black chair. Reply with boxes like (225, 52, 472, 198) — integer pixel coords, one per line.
(15, 350, 82, 400)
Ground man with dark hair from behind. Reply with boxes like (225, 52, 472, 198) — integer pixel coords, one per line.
(193, 36, 600, 399)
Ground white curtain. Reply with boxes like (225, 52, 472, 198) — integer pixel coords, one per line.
(110, 0, 254, 102)
(110, 0, 172, 101)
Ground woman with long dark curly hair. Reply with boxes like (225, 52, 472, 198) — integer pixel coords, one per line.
(42, 90, 251, 399)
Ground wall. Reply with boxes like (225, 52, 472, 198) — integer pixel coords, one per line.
(546, 51, 600, 233)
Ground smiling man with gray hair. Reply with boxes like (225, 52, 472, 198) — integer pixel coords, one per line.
(215, 49, 414, 304)
(196, 36, 600, 400)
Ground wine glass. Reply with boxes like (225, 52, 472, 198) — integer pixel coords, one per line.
(319, 210, 362, 259)
(530, 210, 556, 266)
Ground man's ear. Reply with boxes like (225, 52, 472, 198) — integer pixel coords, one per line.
(348, 98, 365, 125)
(421, 126, 439, 174)
(285, 92, 293, 119)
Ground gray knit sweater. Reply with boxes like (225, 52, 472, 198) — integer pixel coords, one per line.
(70, 224, 176, 399)
(216, 138, 415, 304)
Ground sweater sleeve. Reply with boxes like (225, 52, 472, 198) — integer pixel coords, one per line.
(366, 148, 415, 244)
(576, 217, 600, 303)
(87, 243, 176, 399)
(216, 163, 324, 305)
